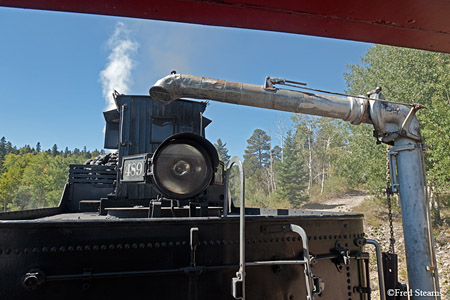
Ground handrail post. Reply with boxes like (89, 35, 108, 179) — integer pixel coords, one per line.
(226, 157, 246, 300)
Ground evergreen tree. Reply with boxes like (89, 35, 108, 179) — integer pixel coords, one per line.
(276, 131, 308, 207)
(36, 142, 41, 153)
(243, 129, 271, 173)
(19, 145, 33, 154)
(271, 145, 282, 162)
(51, 144, 58, 156)
(83, 146, 91, 158)
(6, 141, 17, 155)
(0, 137, 6, 156)
(91, 149, 101, 158)
(64, 147, 70, 157)
(0, 137, 6, 171)
(214, 139, 231, 165)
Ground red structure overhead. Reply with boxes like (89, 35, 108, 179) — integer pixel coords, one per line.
(1, 0, 450, 53)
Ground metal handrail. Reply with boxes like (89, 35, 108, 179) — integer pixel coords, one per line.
(226, 157, 246, 299)
(366, 239, 386, 300)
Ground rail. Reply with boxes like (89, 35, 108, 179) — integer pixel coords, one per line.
(68, 164, 116, 185)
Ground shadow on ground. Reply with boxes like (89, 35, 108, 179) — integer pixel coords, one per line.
(301, 203, 344, 209)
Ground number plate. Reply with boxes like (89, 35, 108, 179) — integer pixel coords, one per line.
(122, 155, 147, 182)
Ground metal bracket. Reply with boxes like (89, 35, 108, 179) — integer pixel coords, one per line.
(22, 269, 45, 290)
(388, 151, 400, 193)
(400, 104, 424, 141)
(313, 276, 325, 295)
(190, 227, 199, 267)
(368, 88, 423, 144)
(82, 268, 93, 290)
(264, 76, 285, 90)
(232, 273, 244, 299)
(338, 248, 351, 265)
(426, 265, 437, 273)
(354, 286, 371, 294)
(148, 201, 162, 218)
(119, 103, 128, 147)
(388, 144, 417, 193)
(333, 241, 351, 270)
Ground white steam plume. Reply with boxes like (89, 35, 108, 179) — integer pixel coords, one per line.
(100, 22, 139, 110)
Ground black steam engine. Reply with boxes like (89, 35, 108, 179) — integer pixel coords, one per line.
(0, 94, 370, 300)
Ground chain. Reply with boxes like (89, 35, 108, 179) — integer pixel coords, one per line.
(386, 146, 396, 254)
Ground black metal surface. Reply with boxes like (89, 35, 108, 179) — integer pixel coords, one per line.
(0, 214, 366, 300)
(383, 252, 408, 300)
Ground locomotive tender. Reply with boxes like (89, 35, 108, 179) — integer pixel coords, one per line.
(0, 73, 439, 300)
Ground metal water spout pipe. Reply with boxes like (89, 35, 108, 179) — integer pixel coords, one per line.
(150, 74, 371, 125)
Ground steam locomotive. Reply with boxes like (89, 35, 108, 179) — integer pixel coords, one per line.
(0, 92, 370, 300)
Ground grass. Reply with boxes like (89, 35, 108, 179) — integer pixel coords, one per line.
(309, 176, 353, 203)
(351, 195, 387, 226)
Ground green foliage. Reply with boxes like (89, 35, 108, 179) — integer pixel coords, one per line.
(0, 137, 101, 211)
(335, 123, 386, 193)
(214, 139, 231, 165)
(309, 176, 350, 202)
(344, 45, 450, 224)
(232, 129, 281, 207)
(244, 129, 271, 172)
(0, 153, 31, 211)
(276, 131, 308, 207)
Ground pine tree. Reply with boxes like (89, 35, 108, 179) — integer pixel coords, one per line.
(51, 144, 58, 156)
(19, 145, 33, 154)
(36, 142, 41, 153)
(0, 137, 6, 155)
(0, 137, 6, 171)
(276, 131, 308, 207)
(64, 147, 70, 157)
(5, 141, 17, 155)
(244, 129, 271, 173)
(271, 145, 282, 162)
(214, 139, 231, 165)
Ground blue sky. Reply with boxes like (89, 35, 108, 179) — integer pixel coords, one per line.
(0, 7, 372, 157)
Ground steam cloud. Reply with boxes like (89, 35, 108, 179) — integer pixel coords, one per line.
(100, 22, 139, 110)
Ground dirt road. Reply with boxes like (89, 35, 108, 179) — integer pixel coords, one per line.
(302, 191, 368, 212)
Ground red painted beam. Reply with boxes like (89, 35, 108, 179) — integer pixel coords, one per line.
(1, 0, 450, 53)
